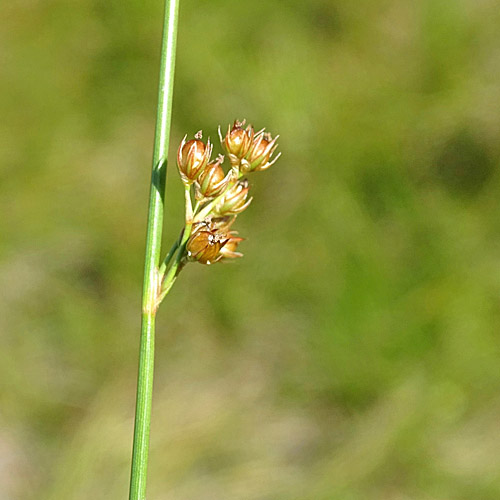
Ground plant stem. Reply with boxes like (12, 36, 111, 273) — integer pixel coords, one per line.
(158, 235, 181, 276)
(158, 225, 193, 304)
(129, 1, 180, 500)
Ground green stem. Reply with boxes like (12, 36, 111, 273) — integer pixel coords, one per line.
(184, 184, 194, 223)
(158, 235, 181, 276)
(193, 200, 201, 214)
(158, 221, 193, 305)
(129, 1, 180, 500)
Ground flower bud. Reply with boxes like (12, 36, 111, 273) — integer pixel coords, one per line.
(215, 179, 252, 216)
(195, 155, 231, 199)
(186, 229, 228, 265)
(219, 120, 254, 166)
(219, 234, 244, 259)
(241, 131, 280, 173)
(177, 132, 212, 184)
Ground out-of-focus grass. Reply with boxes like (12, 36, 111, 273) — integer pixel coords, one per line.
(2, 0, 500, 498)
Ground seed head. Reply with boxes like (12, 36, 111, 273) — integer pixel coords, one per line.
(177, 132, 212, 184)
(241, 131, 280, 173)
(220, 120, 254, 166)
(214, 179, 252, 216)
(195, 154, 231, 199)
(186, 229, 228, 265)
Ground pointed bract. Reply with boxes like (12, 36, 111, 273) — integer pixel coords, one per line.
(219, 234, 244, 259)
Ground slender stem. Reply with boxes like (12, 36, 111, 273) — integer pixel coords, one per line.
(158, 235, 181, 276)
(129, 1, 180, 500)
(184, 184, 194, 223)
(158, 215, 194, 304)
(157, 254, 184, 303)
(193, 200, 201, 214)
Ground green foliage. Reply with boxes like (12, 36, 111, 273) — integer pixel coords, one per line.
(2, 0, 500, 498)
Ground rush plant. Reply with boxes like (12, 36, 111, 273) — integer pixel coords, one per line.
(128, 3, 280, 499)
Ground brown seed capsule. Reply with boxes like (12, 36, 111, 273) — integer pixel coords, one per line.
(177, 132, 212, 184)
(195, 155, 231, 199)
(241, 131, 280, 173)
(214, 179, 252, 216)
(186, 229, 228, 265)
(220, 120, 254, 165)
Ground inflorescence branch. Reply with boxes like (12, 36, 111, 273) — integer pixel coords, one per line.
(156, 119, 281, 306)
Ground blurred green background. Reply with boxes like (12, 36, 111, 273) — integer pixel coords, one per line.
(2, 0, 500, 498)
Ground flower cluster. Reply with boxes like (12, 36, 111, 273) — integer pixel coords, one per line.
(176, 120, 280, 265)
